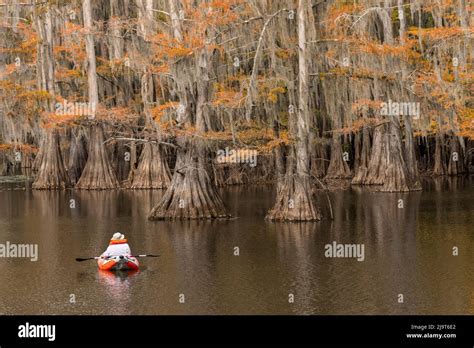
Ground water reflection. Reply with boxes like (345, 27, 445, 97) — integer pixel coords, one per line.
(0, 180, 472, 314)
(96, 270, 139, 314)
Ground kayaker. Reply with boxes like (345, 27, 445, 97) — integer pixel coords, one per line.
(101, 232, 131, 257)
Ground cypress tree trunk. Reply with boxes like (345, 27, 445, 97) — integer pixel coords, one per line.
(433, 133, 446, 176)
(325, 133, 352, 179)
(272, 121, 286, 193)
(67, 129, 87, 185)
(447, 134, 466, 175)
(32, 137, 45, 172)
(131, 68, 172, 189)
(267, 0, 321, 221)
(267, 148, 321, 221)
(382, 119, 413, 192)
(31, 5, 70, 189)
(148, 0, 229, 220)
(352, 126, 371, 185)
(32, 129, 71, 189)
(364, 118, 421, 192)
(148, 140, 228, 219)
(131, 142, 171, 189)
(403, 115, 420, 186)
(310, 142, 328, 178)
(75, 1, 119, 189)
(213, 163, 226, 187)
(75, 125, 119, 189)
(134, 0, 172, 190)
(112, 141, 130, 182)
(82, 0, 99, 110)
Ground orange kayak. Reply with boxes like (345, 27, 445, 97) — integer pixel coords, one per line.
(97, 256, 139, 271)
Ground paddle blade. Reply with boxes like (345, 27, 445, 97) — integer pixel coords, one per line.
(75, 257, 96, 262)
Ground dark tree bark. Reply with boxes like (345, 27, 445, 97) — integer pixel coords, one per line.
(213, 163, 226, 187)
(112, 141, 130, 182)
(433, 132, 446, 176)
(272, 121, 286, 193)
(67, 129, 87, 185)
(310, 142, 328, 179)
(352, 126, 371, 185)
(403, 115, 419, 185)
(447, 134, 466, 176)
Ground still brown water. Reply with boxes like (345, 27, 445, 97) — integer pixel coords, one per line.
(0, 177, 473, 315)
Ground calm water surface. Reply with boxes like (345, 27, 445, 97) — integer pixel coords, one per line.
(0, 177, 473, 314)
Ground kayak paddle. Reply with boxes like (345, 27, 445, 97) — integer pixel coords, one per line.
(75, 254, 160, 262)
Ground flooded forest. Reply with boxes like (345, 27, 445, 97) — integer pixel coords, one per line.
(1, 0, 473, 221)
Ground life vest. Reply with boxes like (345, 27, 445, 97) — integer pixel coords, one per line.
(109, 239, 128, 245)
(102, 239, 131, 257)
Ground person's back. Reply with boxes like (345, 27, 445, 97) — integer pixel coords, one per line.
(102, 233, 131, 257)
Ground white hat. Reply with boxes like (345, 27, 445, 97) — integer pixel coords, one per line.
(111, 232, 123, 240)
